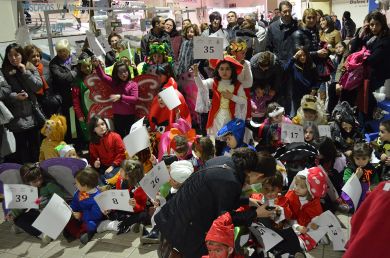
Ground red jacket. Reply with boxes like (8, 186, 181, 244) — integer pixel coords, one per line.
(116, 175, 147, 213)
(285, 190, 322, 227)
(89, 131, 126, 167)
(344, 181, 390, 258)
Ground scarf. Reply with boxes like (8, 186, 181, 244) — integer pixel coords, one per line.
(35, 63, 49, 95)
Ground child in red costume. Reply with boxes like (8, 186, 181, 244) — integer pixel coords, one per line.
(285, 167, 327, 251)
(148, 63, 191, 133)
(203, 212, 243, 258)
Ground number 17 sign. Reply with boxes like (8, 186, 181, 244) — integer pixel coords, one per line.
(139, 161, 170, 199)
(4, 184, 39, 209)
(193, 36, 224, 60)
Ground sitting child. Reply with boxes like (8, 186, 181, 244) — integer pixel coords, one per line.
(217, 118, 254, 156)
(339, 142, 379, 213)
(303, 124, 320, 145)
(63, 167, 103, 244)
(6, 163, 66, 244)
(251, 85, 275, 123)
(292, 95, 327, 126)
(55, 142, 88, 165)
(373, 119, 390, 180)
(191, 136, 215, 171)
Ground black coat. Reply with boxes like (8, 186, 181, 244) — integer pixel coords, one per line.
(155, 156, 254, 258)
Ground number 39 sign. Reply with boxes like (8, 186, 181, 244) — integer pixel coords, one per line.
(139, 161, 170, 199)
(4, 184, 39, 209)
(193, 36, 224, 60)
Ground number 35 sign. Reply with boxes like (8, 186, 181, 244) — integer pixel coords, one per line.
(139, 161, 170, 199)
(193, 36, 224, 60)
(4, 184, 39, 209)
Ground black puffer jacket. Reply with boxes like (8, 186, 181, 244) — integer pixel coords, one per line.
(292, 26, 320, 58)
(155, 156, 255, 258)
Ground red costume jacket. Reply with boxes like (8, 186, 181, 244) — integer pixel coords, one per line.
(115, 175, 148, 213)
(89, 131, 126, 167)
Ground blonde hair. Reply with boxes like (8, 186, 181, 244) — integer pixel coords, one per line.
(55, 39, 71, 52)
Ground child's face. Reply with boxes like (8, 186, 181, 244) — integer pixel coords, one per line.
(255, 88, 265, 97)
(157, 95, 166, 108)
(298, 52, 307, 64)
(379, 125, 390, 142)
(80, 62, 92, 75)
(206, 241, 232, 258)
(152, 53, 164, 64)
(186, 28, 195, 39)
(294, 178, 308, 197)
(263, 184, 281, 200)
(29, 175, 43, 188)
(94, 119, 107, 137)
(232, 50, 246, 62)
(65, 149, 78, 159)
(354, 155, 370, 167)
(117, 65, 129, 81)
(225, 134, 238, 149)
(169, 177, 182, 189)
(75, 179, 90, 192)
(304, 127, 314, 142)
(271, 114, 283, 124)
(218, 63, 232, 80)
(341, 122, 353, 133)
(303, 110, 317, 121)
(158, 74, 168, 85)
(335, 43, 345, 55)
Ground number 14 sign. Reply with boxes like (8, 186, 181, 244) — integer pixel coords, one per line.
(193, 36, 224, 60)
(139, 161, 170, 199)
(4, 184, 39, 209)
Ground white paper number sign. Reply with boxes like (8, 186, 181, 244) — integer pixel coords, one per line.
(32, 194, 72, 239)
(318, 125, 331, 138)
(249, 223, 283, 252)
(158, 86, 181, 110)
(94, 190, 133, 212)
(4, 184, 38, 209)
(281, 123, 304, 143)
(193, 36, 224, 60)
(130, 117, 145, 133)
(341, 173, 362, 210)
(123, 126, 150, 157)
(139, 162, 170, 199)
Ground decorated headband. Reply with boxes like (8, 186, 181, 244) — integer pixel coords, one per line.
(55, 143, 75, 157)
(149, 42, 169, 55)
(268, 107, 285, 118)
(229, 41, 247, 52)
(78, 57, 91, 65)
(169, 128, 197, 151)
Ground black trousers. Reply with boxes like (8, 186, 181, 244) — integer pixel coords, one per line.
(14, 209, 42, 237)
(113, 114, 136, 139)
(12, 127, 40, 163)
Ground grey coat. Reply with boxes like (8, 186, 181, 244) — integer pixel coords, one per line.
(3, 67, 43, 132)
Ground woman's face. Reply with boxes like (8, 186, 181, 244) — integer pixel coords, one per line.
(304, 14, 317, 29)
(320, 17, 328, 30)
(218, 63, 232, 80)
(110, 36, 120, 49)
(80, 62, 92, 75)
(28, 50, 41, 67)
(165, 20, 174, 33)
(186, 28, 195, 40)
(57, 48, 70, 61)
(304, 127, 314, 142)
(369, 19, 382, 36)
(298, 52, 307, 64)
(94, 119, 107, 137)
(341, 122, 353, 133)
(335, 43, 345, 55)
(8, 48, 23, 67)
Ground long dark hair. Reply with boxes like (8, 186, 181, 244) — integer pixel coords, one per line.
(88, 116, 110, 144)
(1, 43, 26, 78)
(321, 15, 335, 33)
(213, 60, 238, 84)
(367, 10, 390, 38)
(156, 62, 175, 81)
(112, 61, 131, 84)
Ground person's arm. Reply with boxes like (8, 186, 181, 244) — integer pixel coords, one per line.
(266, 26, 274, 51)
(71, 85, 84, 120)
(49, 60, 76, 83)
(229, 208, 257, 227)
(89, 143, 98, 167)
(22, 66, 43, 93)
(82, 197, 103, 221)
(95, 64, 113, 86)
(239, 61, 253, 89)
(133, 187, 148, 212)
(121, 81, 139, 105)
(231, 86, 247, 105)
(366, 40, 390, 67)
(0, 73, 11, 100)
(193, 65, 214, 90)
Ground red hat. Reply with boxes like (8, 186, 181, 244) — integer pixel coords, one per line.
(209, 56, 243, 75)
(205, 212, 235, 248)
(296, 167, 327, 198)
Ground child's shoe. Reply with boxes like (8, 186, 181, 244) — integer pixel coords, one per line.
(130, 223, 140, 233)
(11, 224, 23, 234)
(337, 203, 352, 214)
(41, 234, 52, 245)
(140, 228, 160, 244)
(80, 231, 95, 245)
(62, 230, 76, 243)
(97, 220, 119, 233)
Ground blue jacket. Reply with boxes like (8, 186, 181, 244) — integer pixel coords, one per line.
(217, 119, 255, 154)
(71, 189, 103, 232)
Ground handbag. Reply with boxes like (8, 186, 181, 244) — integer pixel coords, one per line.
(0, 101, 13, 125)
(0, 126, 16, 157)
(31, 100, 47, 128)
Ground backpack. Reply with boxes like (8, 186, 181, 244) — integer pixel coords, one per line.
(339, 46, 370, 91)
(331, 101, 358, 126)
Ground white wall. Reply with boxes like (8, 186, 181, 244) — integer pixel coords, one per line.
(332, 0, 369, 26)
(0, 0, 18, 42)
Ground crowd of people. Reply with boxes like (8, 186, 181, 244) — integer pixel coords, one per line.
(1, 1, 390, 257)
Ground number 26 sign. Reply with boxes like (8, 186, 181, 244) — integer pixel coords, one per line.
(139, 161, 170, 199)
(193, 36, 224, 60)
(4, 184, 39, 209)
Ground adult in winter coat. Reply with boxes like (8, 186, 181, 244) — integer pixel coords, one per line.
(155, 148, 277, 258)
(235, 17, 263, 60)
(341, 11, 356, 40)
(1, 43, 43, 163)
(164, 18, 183, 63)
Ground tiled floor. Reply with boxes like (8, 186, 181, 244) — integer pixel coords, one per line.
(0, 209, 349, 258)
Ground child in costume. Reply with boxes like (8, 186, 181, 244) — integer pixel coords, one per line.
(55, 142, 88, 165)
(303, 124, 320, 144)
(285, 167, 327, 251)
(72, 52, 93, 143)
(217, 118, 254, 156)
(93, 56, 139, 138)
(105, 39, 140, 78)
(339, 142, 379, 213)
(251, 85, 275, 123)
(6, 163, 66, 244)
(292, 95, 327, 126)
(373, 119, 390, 180)
(88, 116, 126, 183)
(191, 136, 215, 171)
(141, 42, 173, 75)
(39, 114, 67, 161)
(63, 167, 103, 244)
